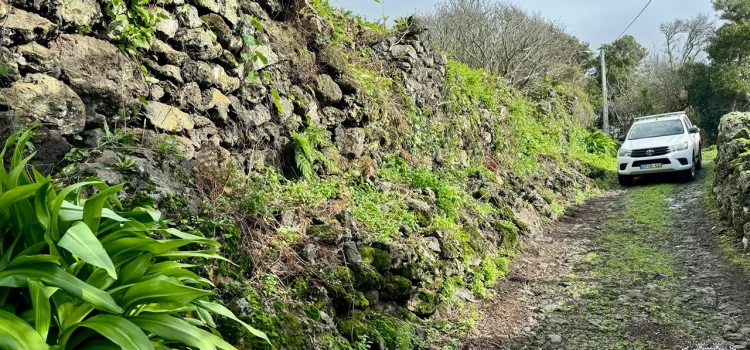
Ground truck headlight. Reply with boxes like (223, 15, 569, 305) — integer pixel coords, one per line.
(670, 141, 689, 152)
(618, 149, 632, 157)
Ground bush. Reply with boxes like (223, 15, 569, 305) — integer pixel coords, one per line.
(0, 130, 267, 349)
(584, 130, 618, 156)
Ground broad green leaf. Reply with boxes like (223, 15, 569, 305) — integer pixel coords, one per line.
(119, 279, 212, 310)
(161, 228, 221, 247)
(0, 183, 43, 213)
(157, 250, 233, 263)
(0, 263, 122, 314)
(117, 253, 152, 285)
(8, 151, 35, 187)
(31, 167, 49, 184)
(251, 16, 264, 32)
(58, 315, 154, 350)
(145, 262, 196, 275)
(0, 309, 47, 349)
(197, 306, 216, 328)
(10, 130, 34, 171)
(128, 314, 218, 350)
(74, 338, 122, 349)
(103, 236, 155, 258)
(50, 181, 101, 241)
(82, 184, 124, 233)
(0, 232, 23, 271)
(28, 279, 58, 341)
(8, 255, 61, 268)
(255, 50, 268, 64)
(86, 268, 116, 290)
(66, 260, 86, 277)
(59, 222, 117, 279)
(34, 182, 51, 230)
(206, 331, 236, 350)
(141, 267, 212, 286)
(51, 292, 77, 330)
(11, 241, 47, 261)
(197, 300, 269, 343)
(59, 201, 132, 225)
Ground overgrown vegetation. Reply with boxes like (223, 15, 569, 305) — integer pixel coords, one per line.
(0, 130, 267, 348)
(104, 0, 168, 56)
(17, 0, 620, 347)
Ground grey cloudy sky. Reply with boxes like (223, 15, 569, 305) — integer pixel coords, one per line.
(331, 0, 716, 50)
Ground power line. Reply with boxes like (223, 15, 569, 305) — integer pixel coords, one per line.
(615, 0, 652, 40)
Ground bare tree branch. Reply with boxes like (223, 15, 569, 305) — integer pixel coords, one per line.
(422, 0, 587, 91)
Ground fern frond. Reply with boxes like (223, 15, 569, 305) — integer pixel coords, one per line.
(292, 132, 315, 180)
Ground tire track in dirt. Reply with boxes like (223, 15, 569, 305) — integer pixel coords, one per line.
(461, 153, 750, 350)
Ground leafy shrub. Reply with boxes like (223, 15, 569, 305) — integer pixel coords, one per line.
(0, 130, 267, 349)
(584, 130, 618, 156)
(104, 0, 167, 55)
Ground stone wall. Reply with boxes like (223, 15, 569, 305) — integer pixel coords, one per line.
(0, 1, 603, 347)
(1, 0, 444, 185)
(715, 112, 750, 239)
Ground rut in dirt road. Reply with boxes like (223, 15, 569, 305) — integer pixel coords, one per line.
(462, 152, 750, 350)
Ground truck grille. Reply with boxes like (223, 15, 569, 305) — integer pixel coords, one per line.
(631, 146, 670, 158)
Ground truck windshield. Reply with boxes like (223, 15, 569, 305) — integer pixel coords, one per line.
(629, 120, 684, 140)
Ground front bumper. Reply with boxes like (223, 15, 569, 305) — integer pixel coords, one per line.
(617, 149, 693, 176)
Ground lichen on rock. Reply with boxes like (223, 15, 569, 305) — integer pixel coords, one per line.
(1, 73, 85, 135)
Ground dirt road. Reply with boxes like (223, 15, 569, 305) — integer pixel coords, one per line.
(462, 152, 750, 350)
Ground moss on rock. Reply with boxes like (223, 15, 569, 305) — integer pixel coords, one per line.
(358, 246, 392, 271)
(382, 273, 413, 300)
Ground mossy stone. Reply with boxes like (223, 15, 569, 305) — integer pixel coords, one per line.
(306, 223, 346, 245)
(382, 274, 412, 300)
(407, 291, 437, 316)
(337, 310, 369, 341)
(358, 246, 392, 271)
(370, 314, 420, 350)
(355, 268, 384, 289)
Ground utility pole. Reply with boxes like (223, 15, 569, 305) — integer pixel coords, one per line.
(600, 47, 609, 135)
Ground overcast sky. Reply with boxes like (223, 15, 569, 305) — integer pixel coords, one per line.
(331, 0, 716, 50)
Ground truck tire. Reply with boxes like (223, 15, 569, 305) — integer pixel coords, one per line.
(618, 174, 634, 187)
(682, 158, 697, 182)
(696, 149, 703, 171)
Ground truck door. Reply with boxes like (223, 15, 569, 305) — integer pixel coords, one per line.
(684, 117, 699, 156)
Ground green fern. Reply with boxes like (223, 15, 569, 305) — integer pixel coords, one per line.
(292, 127, 333, 180)
(292, 132, 315, 180)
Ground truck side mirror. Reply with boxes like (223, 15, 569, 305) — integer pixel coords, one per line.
(617, 135, 626, 142)
(689, 126, 700, 134)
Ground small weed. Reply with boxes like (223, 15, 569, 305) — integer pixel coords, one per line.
(155, 134, 183, 157)
(271, 88, 284, 115)
(64, 147, 90, 163)
(116, 156, 137, 173)
(241, 34, 268, 83)
(104, 0, 168, 55)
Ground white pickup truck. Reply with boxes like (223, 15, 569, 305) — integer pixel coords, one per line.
(616, 112, 702, 186)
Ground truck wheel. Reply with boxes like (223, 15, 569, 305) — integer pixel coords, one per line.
(618, 174, 634, 187)
(696, 149, 703, 171)
(683, 158, 697, 182)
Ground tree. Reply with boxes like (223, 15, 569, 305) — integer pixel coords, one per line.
(708, 0, 750, 64)
(595, 35, 648, 91)
(661, 13, 714, 66)
(683, 62, 750, 142)
(423, 0, 592, 90)
(682, 0, 750, 141)
(596, 14, 715, 136)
